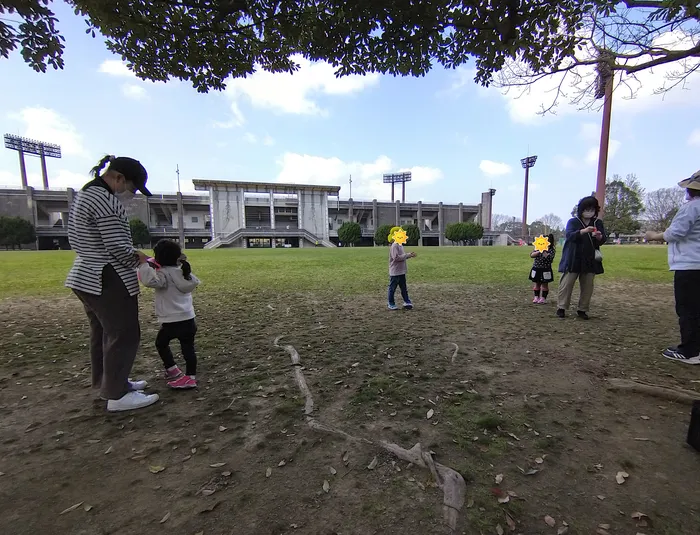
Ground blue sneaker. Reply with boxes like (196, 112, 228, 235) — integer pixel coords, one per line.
(403, 302, 413, 310)
(388, 304, 399, 311)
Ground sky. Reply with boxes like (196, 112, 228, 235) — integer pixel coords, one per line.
(0, 3, 699, 225)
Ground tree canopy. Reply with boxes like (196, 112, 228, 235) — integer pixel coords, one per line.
(3, 1, 696, 96)
(603, 174, 645, 235)
(0, 216, 36, 249)
(337, 221, 361, 246)
(129, 218, 150, 247)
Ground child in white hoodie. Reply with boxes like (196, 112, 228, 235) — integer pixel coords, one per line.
(138, 239, 201, 389)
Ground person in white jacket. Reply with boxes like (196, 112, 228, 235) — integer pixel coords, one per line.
(646, 170, 700, 364)
(138, 239, 201, 388)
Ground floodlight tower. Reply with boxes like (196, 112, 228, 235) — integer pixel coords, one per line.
(382, 172, 412, 202)
(520, 155, 538, 240)
(3, 134, 62, 189)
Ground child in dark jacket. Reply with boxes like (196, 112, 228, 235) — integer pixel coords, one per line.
(529, 233, 556, 304)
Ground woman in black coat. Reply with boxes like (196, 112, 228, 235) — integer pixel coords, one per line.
(556, 196, 607, 320)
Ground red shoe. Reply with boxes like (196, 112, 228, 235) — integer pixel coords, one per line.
(167, 375, 197, 389)
(164, 366, 183, 380)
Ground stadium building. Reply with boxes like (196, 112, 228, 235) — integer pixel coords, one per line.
(0, 180, 501, 249)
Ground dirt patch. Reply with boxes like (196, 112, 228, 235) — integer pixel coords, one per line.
(1, 283, 700, 535)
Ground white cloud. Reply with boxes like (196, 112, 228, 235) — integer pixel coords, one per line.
(585, 139, 621, 165)
(244, 132, 257, 144)
(0, 168, 88, 189)
(98, 59, 136, 78)
(9, 107, 87, 157)
(214, 102, 246, 129)
(263, 134, 275, 146)
(224, 55, 379, 117)
(554, 155, 578, 169)
(479, 160, 512, 177)
(275, 153, 442, 201)
(507, 182, 541, 194)
(579, 122, 600, 141)
(689, 128, 700, 147)
(122, 83, 148, 100)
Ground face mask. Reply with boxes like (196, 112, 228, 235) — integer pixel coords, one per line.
(582, 210, 595, 219)
(116, 190, 135, 204)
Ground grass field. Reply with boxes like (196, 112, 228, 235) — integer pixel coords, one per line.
(0, 244, 673, 298)
(1, 245, 700, 535)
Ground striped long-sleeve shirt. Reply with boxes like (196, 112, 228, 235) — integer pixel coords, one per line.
(65, 179, 140, 296)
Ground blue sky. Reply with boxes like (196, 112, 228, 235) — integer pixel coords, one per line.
(1, 3, 698, 225)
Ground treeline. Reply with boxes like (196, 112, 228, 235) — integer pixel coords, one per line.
(493, 173, 685, 237)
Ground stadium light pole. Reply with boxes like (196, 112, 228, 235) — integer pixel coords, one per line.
(4, 134, 61, 189)
(176, 164, 185, 249)
(520, 155, 537, 240)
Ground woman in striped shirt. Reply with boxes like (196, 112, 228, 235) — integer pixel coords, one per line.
(66, 155, 159, 412)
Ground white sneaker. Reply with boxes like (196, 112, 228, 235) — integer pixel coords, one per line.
(129, 379, 148, 390)
(107, 391, 159, 412)
(98, 379, 149, 401)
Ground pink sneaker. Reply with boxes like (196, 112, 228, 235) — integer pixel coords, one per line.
(533, 296, 540, 303)
(539, 297, 547, 304)
(164, 366, 183, 380)
(167, 375, 197, 389)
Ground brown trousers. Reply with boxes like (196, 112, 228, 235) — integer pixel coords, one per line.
(557, 272, 595, 313)
(73, 265, 141, 400)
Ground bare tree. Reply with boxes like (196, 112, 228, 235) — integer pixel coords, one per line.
(495, 2, 700, 113)
(491, 214, 511, 231)
(645, 187, 686, 230)
(539, 213, 564, 232)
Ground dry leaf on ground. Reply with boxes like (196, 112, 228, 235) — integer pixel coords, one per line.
(495, 473, 504, 484)
(149, 465, 165, 474)
(265, 467, 272, 478)
(427, 409, 434, 419)
(59, 502, 84, 515)
(160, 512, 170, 524)
(367, 456, 378, 470)
(616, 471, 629, 484)
(544, 515, 556, 527)
(322, 480, 330, 493)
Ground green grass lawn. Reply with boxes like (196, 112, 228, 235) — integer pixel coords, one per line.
(0, 244, 672, 298)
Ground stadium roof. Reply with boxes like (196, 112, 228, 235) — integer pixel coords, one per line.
(192, 179, 340, 194)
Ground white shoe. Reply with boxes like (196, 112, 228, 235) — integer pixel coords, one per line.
(129, 379, 148, 390)
(98, 379, 149, 401)
(107, 391, 159, 412)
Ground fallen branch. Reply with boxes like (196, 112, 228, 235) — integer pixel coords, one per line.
(274, 335, 314, 415)
(274, 335, 467, 532)
(607, 378, 700, 405)
(449, 342, 459, 364)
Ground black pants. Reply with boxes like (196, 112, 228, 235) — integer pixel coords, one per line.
(675, 270, 700, 358)
(388, 274, 411, 306)
(156, 319, 197, 376)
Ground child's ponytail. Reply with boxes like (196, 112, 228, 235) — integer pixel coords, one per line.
(181, 260, 192, 280)
(90, 155, 115, 180)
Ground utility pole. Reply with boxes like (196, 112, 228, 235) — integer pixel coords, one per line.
(176, 164, 185, 249)
(520, 155, 538, 241)
(595, 50, 614, 216)
(349, 174, 352, 199)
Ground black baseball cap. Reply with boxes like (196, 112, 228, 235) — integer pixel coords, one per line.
(108, 156, 152, 197)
